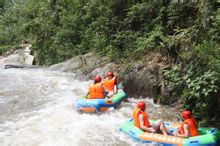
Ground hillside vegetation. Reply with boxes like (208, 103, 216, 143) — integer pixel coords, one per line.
(0, 0, 220, 126)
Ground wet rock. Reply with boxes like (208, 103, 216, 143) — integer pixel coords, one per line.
(123, 63, 159, 98)
(4, 64, 42, 69)
(49, 52, 172, 102)
(49, 53, 117, 80)
(48, 55, 84, 72)
(1, 44, 34, 66)
(121, 53, 171, 100)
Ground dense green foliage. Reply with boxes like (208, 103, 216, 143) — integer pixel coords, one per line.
(0, 0, 219, 126)
(163, 63, 219, 126)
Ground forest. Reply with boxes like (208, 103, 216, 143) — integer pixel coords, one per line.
(0, 0, 220, 126)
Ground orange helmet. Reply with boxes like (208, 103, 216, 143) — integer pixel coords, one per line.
(94, 75, 102, 83)
(137, 101, 146, 110)
(106, 71, 114, 77)
(182, 110, 191, 119)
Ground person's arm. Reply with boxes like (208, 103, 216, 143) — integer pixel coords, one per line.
(183, 124, 190, 138)
(85, 91, 89, 99)
(102, 84, 109, 98)
(113, 77, 118, 93)
(113, 85, 118, 94)
(174, 124, 190, 138)
(138, 114, 155, 133)
(114, 77, 119, 85)
(85, 86, 91, 99)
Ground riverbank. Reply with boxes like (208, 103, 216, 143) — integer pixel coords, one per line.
(1, 44, 219, 129)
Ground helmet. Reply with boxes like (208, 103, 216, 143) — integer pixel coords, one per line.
(137, 101, 146, 110)
(94, 75, 102, 82)
(182, 110, 191, 119)
(107, 71, 114, 77)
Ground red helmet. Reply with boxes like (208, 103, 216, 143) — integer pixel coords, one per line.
(137, 101, 146, 110)
(94, 75, 102, 82)
(107, 71, 114, 77)
(182, 110, 191, 119)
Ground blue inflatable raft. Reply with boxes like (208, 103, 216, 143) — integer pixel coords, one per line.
(75, 89, 127, 113)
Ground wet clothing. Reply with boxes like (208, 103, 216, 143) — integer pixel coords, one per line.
(104, 77, 118, 92)
(89, 83, 105, 99)
(180, 117, 198, 137)
(133, 108, 151, 129)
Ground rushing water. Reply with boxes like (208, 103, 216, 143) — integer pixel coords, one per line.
(0, 67, 180, 146)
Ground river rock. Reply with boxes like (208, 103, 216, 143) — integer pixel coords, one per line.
(123, 64, 158, 98)
(4, 64, 42, 69)
(49, 52, 171, 101)
(49, 53, 117, 80)
(1, 44, 34, 66)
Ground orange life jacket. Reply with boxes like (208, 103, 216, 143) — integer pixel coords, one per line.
(89, 83, 105, 99)
(133, 108, 151, 129)
(180, 117, 198, 137)
(104, 77, 116, 92)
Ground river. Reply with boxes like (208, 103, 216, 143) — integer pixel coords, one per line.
(0, 67, 180, 146)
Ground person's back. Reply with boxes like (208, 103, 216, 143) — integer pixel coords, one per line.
(87, 75, 105, 99)
(133, 104, 150, 129)
(190, 116, 197, 128)
(133, 101, 167, 135)
(104, 77, 115, 92)
(180, 111, 198, 137)
(181, 117, 198, 137)
(104, 71, 118, 97)
(174, 110, 198, 138)
(89, 82, 105, 99)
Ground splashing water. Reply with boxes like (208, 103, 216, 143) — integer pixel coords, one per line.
(0, 68, 179, 146)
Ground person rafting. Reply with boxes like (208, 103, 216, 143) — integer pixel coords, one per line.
(173, 110, 198, 138)
(86, 75, 108, 99)
(133, 101, 168, 135)
(104, 71, 119, 97)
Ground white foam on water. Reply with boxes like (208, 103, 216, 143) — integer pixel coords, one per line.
(0, 68, 165, 146)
